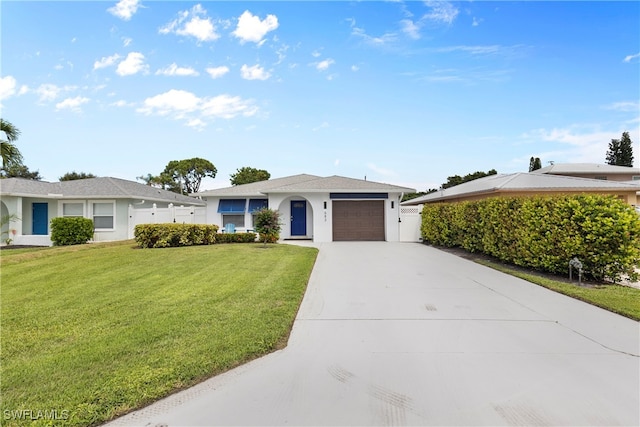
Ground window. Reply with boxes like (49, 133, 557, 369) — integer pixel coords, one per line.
(223, 214, 245, 228)
(632, 176, 640, 181)
(248, 199, 268, 213)
(63, 203, 83, 217)
(217, 199, 246, 213)
(93, 202, 114, 229)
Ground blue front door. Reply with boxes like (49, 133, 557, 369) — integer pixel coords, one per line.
(32, 203, 48, 235)
(290, 200, 306, 236)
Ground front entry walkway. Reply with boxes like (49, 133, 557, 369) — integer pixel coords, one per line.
(106, 243, 639, 426)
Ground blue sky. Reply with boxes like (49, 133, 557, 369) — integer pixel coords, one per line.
(1, 0, 638, 191)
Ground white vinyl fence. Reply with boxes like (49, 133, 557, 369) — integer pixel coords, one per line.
(399, 205, 422, 242)
(128, 203, 208, 239)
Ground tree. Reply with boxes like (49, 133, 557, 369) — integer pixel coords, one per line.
(529, 157, 542, 172)
(0, 164, 43, 180)
(230, 167, 271, 186)
(59, 171, 97, 181)
(441, 169, 497, 189)
(253, 208, 282, 247)
(0, 118, 23, 169)
(606, 131, 634, 167)
(141, 158, 217, 194)
(401, 189, 438, 202)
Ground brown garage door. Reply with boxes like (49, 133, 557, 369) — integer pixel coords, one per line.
(332, 200, 385, 241)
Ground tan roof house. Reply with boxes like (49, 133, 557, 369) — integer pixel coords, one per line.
(401, 172, 640, 206)
(533, 163, 640, 181)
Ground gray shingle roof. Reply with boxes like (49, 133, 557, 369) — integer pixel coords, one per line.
(0, 177, 205, 205)
(402, 173, 640, 205)
(534, 163, 640, 175)
(195, 174, 415, 196)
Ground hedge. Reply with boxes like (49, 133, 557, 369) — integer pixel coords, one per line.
(421, 195, 640, 282)
(50, 217, 94, 246)
(215, 232, 257, 243)
(134, 224, 218, 248)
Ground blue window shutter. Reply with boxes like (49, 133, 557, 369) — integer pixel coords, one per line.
(217, 199, 247, 213)
(248, 199, 268, 213)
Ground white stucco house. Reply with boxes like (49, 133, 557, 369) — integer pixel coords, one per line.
(196, 174, 415, 242)
(0, 177, 205, 246)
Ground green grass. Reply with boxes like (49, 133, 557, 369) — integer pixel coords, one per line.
(476, 259, 640, 321)
(0, 241, 318, 427)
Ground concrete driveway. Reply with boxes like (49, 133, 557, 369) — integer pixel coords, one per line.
(106, 243, 639, 426)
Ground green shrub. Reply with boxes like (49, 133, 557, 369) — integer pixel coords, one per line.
(134, 224, 218, 248)
(216, 232, 257, 243)
(254, 208, 282, 246)
(421, 195, 640, 282)
(51, 217, 95, 246)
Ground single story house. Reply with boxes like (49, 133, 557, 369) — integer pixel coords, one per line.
(533, 163, 640, 181)
(196, 174, 415, 242)
(402, 172, 640, 206)
(0, 177, 205, 246)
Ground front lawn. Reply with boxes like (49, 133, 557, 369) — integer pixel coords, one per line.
(0, 241, 318, 426)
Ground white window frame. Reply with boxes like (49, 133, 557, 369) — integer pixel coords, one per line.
(60, 201, 86, 218)
(222, 214, 245, 228)
(90, 200, 116, 231)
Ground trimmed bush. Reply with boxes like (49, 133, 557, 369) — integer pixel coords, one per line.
(254, 208, 282, 246)
(51, 217, 94, 246)
(216, 232, 257, 243)
(134, 224, 218, 248)
(421, 195, 640, 282)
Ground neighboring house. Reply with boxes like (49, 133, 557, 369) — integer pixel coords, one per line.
(401, 172, 640, 206)
(196, 174, 415, 242)
(0, 177, 204, 246)
(533, 163, 640, 181)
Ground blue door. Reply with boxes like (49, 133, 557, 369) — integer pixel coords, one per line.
(290, 201, 306, 236)
(32, 203, 48, 235)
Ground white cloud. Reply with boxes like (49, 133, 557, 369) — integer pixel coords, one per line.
(187, 118, 206, 130)
(400, 19, 421, 40)
(472, 17, 482, 27)
(603, 101, 640, 112)
(351, 65, 359, 72)
(0, 75, 17, 101)
(55, 96, 90, 112)
(116, 52, 148, 76)
(110, 100, 133, 107)
(349, 19, 397, 47)
(523, 126, 630, 164)
(159, 4, 219, 43)
(233, 10, 278, 44)
(200, 94, 258, 119)
(623, 52, 640, 63)
(36, 84, 62, 103)
(206, 66, 230, 79)
(311, 50, 322, 58)
(137, 89, 258, 125)
(312, 121, 329, 131)
(423, 0, 459, 25)
(367, 163, 396, 177)
(155, 63, 199, 77)
(94, 53, 121, 70)
(315, 58, 335, 71)
(240, 64, 271, 80)
(18, 85, 29, 96)
(108, 0, 142, 21)
(122, 37, 132, 47)
(138, 89, 200, 117)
